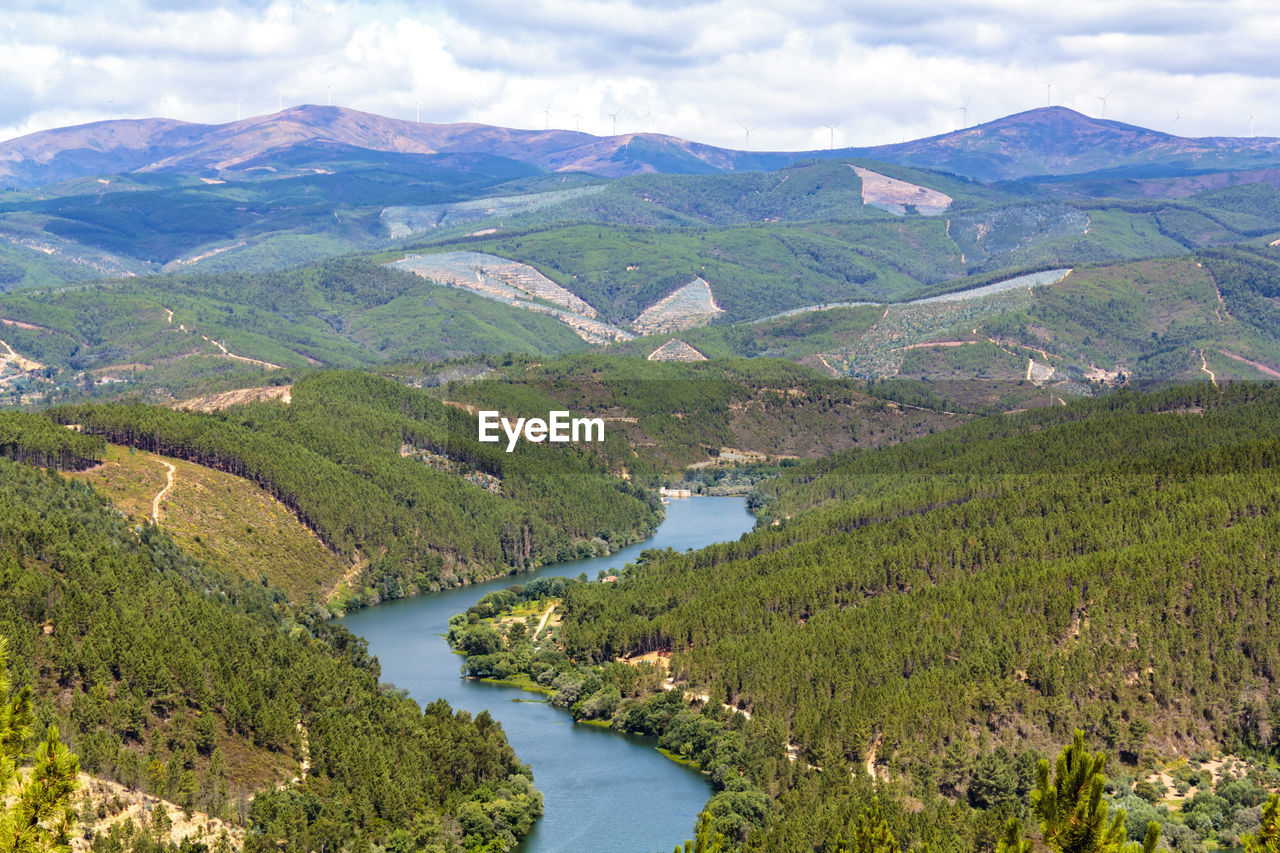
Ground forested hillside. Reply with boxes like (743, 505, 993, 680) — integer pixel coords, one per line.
(51, 370, 659, 608)
(474, 383, 1280, 851)
(0, 458, 542, 851)
(0, 258, 588, 406)
(442, 355, 962, 475)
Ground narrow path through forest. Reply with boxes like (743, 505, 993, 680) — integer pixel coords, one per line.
(1199, 349, 1218, 387)
(151, 459, 176, 523)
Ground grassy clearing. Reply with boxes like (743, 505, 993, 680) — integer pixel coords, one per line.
(70, 444, 349, 603)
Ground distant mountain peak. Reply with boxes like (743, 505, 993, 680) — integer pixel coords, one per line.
(850, 105, 1280, 181)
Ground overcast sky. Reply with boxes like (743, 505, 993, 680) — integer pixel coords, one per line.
(3, 0, 1277, 149)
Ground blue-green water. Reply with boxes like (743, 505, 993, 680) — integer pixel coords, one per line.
(339, 497, 755, 853)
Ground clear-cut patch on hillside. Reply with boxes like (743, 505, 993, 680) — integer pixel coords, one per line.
(381, 185, 605, 238)
(390, 252, 633, 345)
(632, 277, 724, 335)
(173, 385, 292, 413)
(850, 166, 953, 215)
(647, 338, 708, 361)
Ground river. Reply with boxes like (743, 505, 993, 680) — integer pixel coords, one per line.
(338, 496, 756, 853)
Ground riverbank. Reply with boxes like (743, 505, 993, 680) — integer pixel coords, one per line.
(326, 515, 661, 616)
(337, 497, 756, 853)
(447, 570, 771, 844)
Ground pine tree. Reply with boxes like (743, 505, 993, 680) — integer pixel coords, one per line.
(0, 636, 81, 853)
(1243, 794, 1280, 853)
(999, 731, 1158, 853)
(839, 797, 901, 853)
(674, 816, 727, 853)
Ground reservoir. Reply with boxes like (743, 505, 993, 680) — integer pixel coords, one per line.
(339, 496, 756, 853)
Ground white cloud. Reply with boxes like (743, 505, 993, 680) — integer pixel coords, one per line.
(2, 0, 1279, 148)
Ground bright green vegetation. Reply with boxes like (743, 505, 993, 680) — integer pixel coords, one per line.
(997, 731, 1158, 853)
(0, 458, 542, 851)
(0, 636, 81, 853)
(1246, 795, 1280, 852)
(480, 383, 1280, 851)
(0, 258, 587, 404)
(52, 370, 660, 609)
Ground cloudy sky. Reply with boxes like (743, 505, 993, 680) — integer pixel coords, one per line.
(2, 0, 1277, 149)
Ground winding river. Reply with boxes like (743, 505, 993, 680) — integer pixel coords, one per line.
(339, 497, 755, 853)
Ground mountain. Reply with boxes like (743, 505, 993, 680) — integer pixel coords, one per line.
(846, 106, 1280, 182)
(7, 105, 1280, 192)
(0, 105, 791, 189)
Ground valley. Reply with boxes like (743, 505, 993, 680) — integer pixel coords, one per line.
(2, 100, 1280, 853)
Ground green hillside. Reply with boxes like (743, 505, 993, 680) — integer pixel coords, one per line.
(51, 370, 660, 610)
(0, 456, 542, 851)
(461, 384, 1280, 851)
(0, 258, 588, 405)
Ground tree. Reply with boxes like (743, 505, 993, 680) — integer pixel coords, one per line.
(674, 815, 727, 853)
(839, 798, 901, 853)
(1243, 794, 1280, 853)
(0, 636, 81, 853)
(997, 731, 1158, 853)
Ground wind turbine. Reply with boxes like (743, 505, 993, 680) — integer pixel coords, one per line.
(640, 103, 652, 133)
(471, 101, 479, 123)
(416, 100, 421, 123)
(327, 85, 332, 107)
(823, 122, 841, 150)
(740, 123, 753, 149)
(606, 110, 619, 136)
(1045, 82, 1052, 108)
(277, 92, 283, 111)
(236, 98, 243, 121)
(541, 102, 552, 130)
(1095, 92, 1110, 119)
(957, 98, 971, 129)
(573, 111, 583, 132)
(1251, 115, 1256, 137)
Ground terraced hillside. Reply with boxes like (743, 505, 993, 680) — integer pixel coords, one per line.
(820, 255, 1280, 393)
(633, 277, 724, 335)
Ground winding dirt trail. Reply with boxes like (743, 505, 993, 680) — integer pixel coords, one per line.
(200, 335, 281, 370)
(151, 460, 176, 523)
(1199, 349, 1218, 387)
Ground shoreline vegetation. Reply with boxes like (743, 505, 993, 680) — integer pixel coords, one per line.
(449, 383, 1280, 852)
(446, 572, 773, 845)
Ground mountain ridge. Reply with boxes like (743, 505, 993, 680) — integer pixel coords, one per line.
(0, 104, 789, 188)
(8, 104, 1280, 190)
